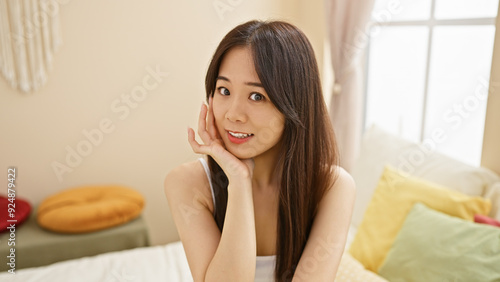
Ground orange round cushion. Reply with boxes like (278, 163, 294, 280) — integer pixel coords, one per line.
(37, 185, 144, 233)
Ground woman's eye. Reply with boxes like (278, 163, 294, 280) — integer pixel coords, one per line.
(250, 93, 265, 101)
(218, 87, 230, 96)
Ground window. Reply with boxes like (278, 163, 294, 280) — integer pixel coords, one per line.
(364, 0, 498, 166)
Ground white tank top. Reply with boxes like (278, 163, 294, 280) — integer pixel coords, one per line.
(198, 157, 276, 282)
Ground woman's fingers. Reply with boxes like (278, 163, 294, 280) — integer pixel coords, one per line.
(187, 127, 210, 155)
(207, 96, 219, 139)
(187, 127, 201, 153)
(197, 103, 212, 144)
(188, 127, 226, 163)
(188, 127, 252, 181)
(189, 99, 218, 155)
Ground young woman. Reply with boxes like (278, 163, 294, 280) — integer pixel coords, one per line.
(164, 20, 355, 282)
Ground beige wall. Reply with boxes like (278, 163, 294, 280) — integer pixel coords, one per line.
(0, 0, 326, 245)
(481, 3, 500, 175)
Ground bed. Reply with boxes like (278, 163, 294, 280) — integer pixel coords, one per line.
(0, 226, 367, 282)
(0, 241, 192, 282)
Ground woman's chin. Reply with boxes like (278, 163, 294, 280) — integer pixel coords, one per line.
(226, 145, 258, 160)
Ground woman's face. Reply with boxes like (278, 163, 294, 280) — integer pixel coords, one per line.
(212, 46, 285, 160)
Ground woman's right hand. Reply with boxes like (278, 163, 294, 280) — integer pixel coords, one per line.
(187, 96, 254, 182)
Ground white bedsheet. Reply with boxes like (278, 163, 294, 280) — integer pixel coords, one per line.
(0, 225, 358, 282)
(0, 241, 193, 282)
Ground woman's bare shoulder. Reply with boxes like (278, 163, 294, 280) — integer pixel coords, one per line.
(330, 165, 356, 192)
(165, 158, 204, 182)
(164, 157, 214, 212)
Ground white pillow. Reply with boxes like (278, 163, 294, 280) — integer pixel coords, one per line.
(350, 124, 500, 227)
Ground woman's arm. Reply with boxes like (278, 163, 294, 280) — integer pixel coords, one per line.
(292, 167, 356, 281)
(164, 166, 256, 282)
(205, 178, 256, 281)
(164, 164, 222, 281)
(166, 97, 257, 281)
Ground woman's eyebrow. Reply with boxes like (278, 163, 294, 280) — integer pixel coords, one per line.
(216, 76, 264, 89)
(245, 81, 264, 88)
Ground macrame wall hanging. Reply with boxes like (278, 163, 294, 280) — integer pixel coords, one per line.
(0, 0, 62, 93)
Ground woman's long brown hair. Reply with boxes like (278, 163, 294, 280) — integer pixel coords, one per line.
(204, 20, 339, 281)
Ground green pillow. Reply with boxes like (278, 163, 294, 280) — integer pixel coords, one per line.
(378, 203, 500, 282)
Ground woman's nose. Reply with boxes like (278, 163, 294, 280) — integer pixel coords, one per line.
(225, 97, 247, 123)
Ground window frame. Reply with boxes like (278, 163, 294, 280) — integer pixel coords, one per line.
(363, 0, 497, 144)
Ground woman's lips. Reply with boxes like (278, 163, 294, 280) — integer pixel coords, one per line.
(226, 130, 254, 144)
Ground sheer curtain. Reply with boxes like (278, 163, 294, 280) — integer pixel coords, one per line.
(325, 0, 375, 172)
(0, 0, 62, 92)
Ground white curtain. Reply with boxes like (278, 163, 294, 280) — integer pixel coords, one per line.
(326, 0, 375, 172)
(0, 0, 62, 92)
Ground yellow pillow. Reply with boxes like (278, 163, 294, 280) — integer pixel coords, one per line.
(349, 166, 491, 272)
(37, 185, 144, 233)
